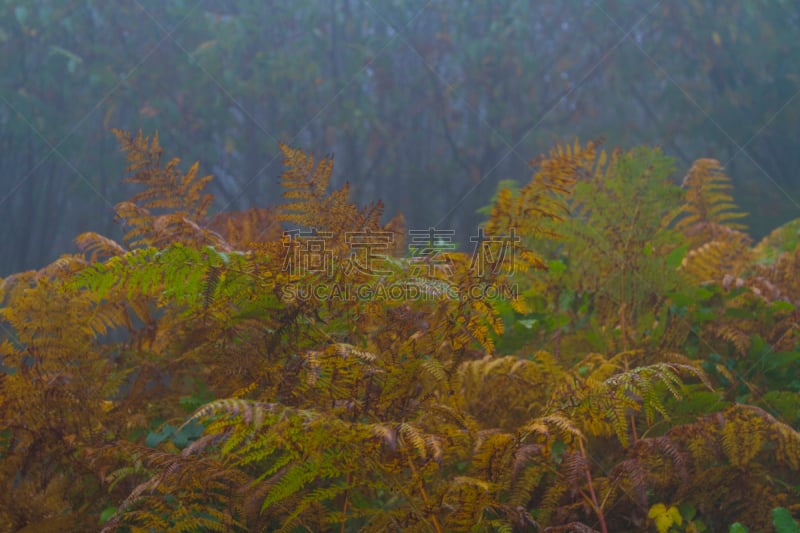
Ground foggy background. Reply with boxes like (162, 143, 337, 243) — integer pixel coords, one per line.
(1, 0, 798, 276)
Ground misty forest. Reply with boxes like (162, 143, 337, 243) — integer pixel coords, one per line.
(2, 1, 800, 532)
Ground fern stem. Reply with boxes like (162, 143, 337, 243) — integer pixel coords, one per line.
(340, 472, 351, 533)
(620, 272, 627, 352)
(577, 439, 608, 533)
(406, 455, 443, 533)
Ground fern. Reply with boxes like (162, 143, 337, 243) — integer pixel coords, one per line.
(8, 133, 800, 532)
(485, 139, 595, 272)
(675, 158, 748, 239)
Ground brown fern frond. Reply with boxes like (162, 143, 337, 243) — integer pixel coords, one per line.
(112, 129, 213, 220)
(752, 218, 800, 265)
(111, 129, 216, 249)
(753, 243, 800, 305)
(707, 323, 751, 357)
(149, 213, 232, 251)
(277, 143, 335, 228)
(75, 232, 127, 262)
(276, 144, 396, 263)
(206, 207, 282, 247)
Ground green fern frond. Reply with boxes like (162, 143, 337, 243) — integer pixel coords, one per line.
(580, 363, 708, 446)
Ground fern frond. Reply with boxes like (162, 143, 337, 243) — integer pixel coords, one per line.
(579, 362, 708, 447)
(398, 422, 428, 459)
(708, 323, 751, 356)
(680, 239, 749, 283)
(112, 129, 214, 221)
(111, 129, 217, 249)
(674, 158, 748, 245)
(206, 207, 282, 247)
(74, 232, 127, 261)
(485, 139, 597, 271)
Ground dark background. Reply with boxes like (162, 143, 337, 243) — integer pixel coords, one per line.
(1, 0, 798, 276)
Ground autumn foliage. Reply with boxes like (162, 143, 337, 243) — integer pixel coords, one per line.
(1, 131, 800, 532)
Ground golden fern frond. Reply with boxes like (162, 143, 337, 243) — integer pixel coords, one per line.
(456, 353, 568, 431)
(669, 403, 800, 470)
(398, 422, 428, 459)
(613, 436, 688, 493)
(485, 139, 598, 271)
(101, 447, 247, 533)
(472, 431, 516, 484)
(520, 414, 584, 446)
(423, 403, 480, 435)
(537, 473, 571, 524)
(440, 476, 495, 531)
(680, 239, 750, 283)
(30, 254, 88, 282)
(674, 158, 748, 245)
(184, 399, 284, 430)
(731, 404, 800, 469)
(721, 405, 766, 467)
(508, 455, 549, 507)
(113, 201, 155, 248)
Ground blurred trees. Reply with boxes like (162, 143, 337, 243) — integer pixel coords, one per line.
(1, 0, 798, 275)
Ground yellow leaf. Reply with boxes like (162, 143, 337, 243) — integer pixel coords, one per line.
(668, 505, 682, 527)
(649, 503, 680, 533)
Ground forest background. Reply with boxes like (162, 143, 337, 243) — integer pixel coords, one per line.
(1, 0, 799, 276)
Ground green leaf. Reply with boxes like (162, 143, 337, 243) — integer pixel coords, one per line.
(547, 259, 566, 275)
(773, 507, 800, 533)
(172, 419, 204, 449)
(694, 287, 716, 301)
(666, 244, 688, 269)
(99, 507, 117, 524)
(679, 501, 697, 521)
(771, 301, 796, 313)
(724, 306, 754, 319)
(145, 424, 176, 448)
